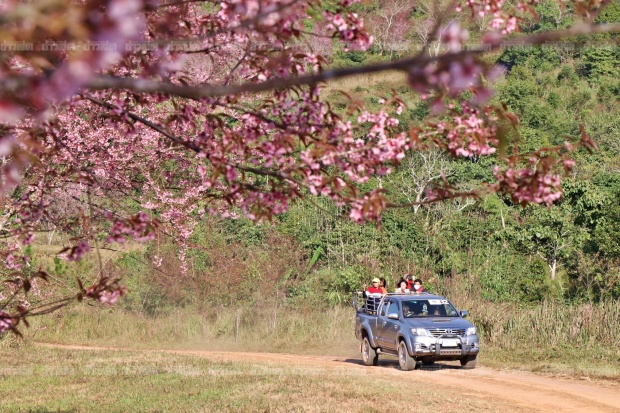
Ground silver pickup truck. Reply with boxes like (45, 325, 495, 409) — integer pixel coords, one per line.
(353, 292, 480, 370)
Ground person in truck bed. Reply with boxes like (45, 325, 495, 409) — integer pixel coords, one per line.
(363, 278, 384, 296)
(363, 278, 384, 314)
(395, 280, 410, 294)
(412, 278, 424, 293)
(379, 277, 388, 294)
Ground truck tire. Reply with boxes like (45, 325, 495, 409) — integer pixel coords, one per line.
(460, 355, 477, 369)
(361, 336, 378, 366)
(398, 340, 416, 371)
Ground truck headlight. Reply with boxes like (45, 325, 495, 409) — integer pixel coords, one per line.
(410, 328, 430, 336)
(466, 327, 476, 336)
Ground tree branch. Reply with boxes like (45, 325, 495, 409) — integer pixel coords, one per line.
(86, 23, 620, 99)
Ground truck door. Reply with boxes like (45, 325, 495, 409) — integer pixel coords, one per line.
(377, 300, 401, 350)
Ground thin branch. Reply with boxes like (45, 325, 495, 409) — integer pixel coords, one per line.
(386, 189, 483, 209)
(85, 96, 201, 153)
(97, 247, 175, 278)
(536, 251, 548, 261)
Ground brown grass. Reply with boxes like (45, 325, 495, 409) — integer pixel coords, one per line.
(0, 345, 524, 413)
(324, 71, 407, 93)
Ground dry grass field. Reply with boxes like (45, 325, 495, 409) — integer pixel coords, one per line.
(0, 345, 523, 413)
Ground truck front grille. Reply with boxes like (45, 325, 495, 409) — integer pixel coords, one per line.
(428, 328, 465, 337)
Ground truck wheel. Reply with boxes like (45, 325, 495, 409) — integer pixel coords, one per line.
(361, 337, 378, 366)
(460, 355, 477, 369)
(398, 340, 416, 371)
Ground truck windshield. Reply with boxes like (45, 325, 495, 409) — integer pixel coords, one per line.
(401, 299, 459, 318)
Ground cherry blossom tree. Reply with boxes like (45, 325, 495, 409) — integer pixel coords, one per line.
(0, 0, 618, 334)
(409, 0, 454, 55)
(365, 0, 415, 58)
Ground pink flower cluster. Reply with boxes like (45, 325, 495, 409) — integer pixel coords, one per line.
(17, 0, 144, 110)
(67, 241, 91, 262)
(97, 290, 123, 305)
(106, 212, 157, 244)
(435, 104, 498, 158)
(5, 253, 24, 270)
(0, 310, 13, 334)
(84, 281, 127, 305)
(325, 11, 373, 51)
(348, 190, 388, 223)
(299, 108, 409, 200)
(494, 165, 562, 206)
(218, 0, 307, 28)
(441, 21, 470, 53)
(458, 0, 539, 35)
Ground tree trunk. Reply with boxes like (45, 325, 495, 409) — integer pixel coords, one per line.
(550, 240, 560, 280)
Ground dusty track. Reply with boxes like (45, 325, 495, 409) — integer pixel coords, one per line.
(37, 343, 620, 413)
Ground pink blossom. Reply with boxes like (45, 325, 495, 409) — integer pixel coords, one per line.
(152, 255, 163, 267)
(0, 310, 13, 334)
(494, 166, 563, 206)
(67, 241, 91, 262)
(440, 22, 469, 53)
(0, 100, 24, 124)
(225, 165, 238, 182)
(22, 232, 35, 245)
(563, 159, 576, 169)
(98, 290, 122, 305)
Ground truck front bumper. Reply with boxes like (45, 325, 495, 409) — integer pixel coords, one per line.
(408, 334, 480, 358)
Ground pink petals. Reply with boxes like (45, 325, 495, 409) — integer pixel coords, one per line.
(0, 311, 13, 334)
(494, 165, 562, 206)
(436, 104, 498, 158)
(459, 1, 539, 35)
(106, 212, 158, 244)
(83, 280, 128, 305)
(66, 241, 91, 262)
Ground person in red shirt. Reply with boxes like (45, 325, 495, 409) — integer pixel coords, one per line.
(363, 278, 384, 314)
(403, 274, 414, 290)
(364, 278, 384, 295)
(412, 278, 424, 293)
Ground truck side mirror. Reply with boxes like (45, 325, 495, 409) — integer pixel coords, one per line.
(460, 310, 468, 318)
(387, 313, 399, 320)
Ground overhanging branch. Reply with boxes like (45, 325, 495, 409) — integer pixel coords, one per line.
(86, 23, 620, 99)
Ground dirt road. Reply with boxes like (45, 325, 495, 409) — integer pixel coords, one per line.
(37, 343, 620, 413)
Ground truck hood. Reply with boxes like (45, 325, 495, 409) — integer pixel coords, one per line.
(404, 317, 474, 330)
